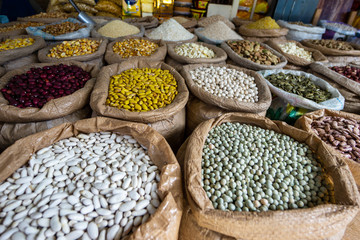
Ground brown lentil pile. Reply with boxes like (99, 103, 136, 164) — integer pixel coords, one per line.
(47, 39, 100, 58)
(227, 40, 280, 65)
(106, 68, 178, 112)
(42, 21, 86, 36)
(0, 22, 44, 33)
(112, 39, 159, 58)
(0, 38, 34, 52)
(309, 39, 354, 51)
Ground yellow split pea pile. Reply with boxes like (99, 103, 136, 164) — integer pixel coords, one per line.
(106, 68, 178, 112)
(0, 38, 34, 52)
(47, 39, 100, 58)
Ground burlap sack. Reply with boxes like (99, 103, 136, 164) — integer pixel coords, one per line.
(266, 39, 328, 67)
(145, 29, 198, 44)
(242, 36, 287, 43)
(283, 63, 308, 71)
(0, 61, 98, 123)
(124, 16, 159, 29)
(198, 16, 235, 30)
(310, 62, 360, 96)
(308, 69, 360, 114)
(167, 42, 227, 64)
(232, 18, 254, 28)
(0, 21, 27, 37)
(238, 24, 288, 38)
(91, 22, 145, 41)
(221, 40, 287, 70)
(184, 112, 360, 240)
(2, 53, 39, 71)
(0, 67, 5, 78)
(186, 95, 267, 136)
(301, 40, 360, 56)
(17, 16, 67, 24)
(327, 56, 360, 64)
(178, 18, 197, 29)
(0, 106, 91, 151)
(38, 37, 108, 63)
(181, 63, 271, 113)
(104, 37, 167, 65)
(165, 56, 191, 72)
(0, 116, 183, 240)
(90, 60, 189, 123)
(0, 35, 45, 65)
(295, 109, 360, 190)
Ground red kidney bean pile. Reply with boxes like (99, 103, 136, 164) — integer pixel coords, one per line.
(0, 64, 91, 108)
(329, 66, 360, 83)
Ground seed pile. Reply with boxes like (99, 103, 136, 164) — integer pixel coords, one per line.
(1, 64, 91, 108)
(329, 66, 360, 83)
(311, 116, 360, 162)
(98, 20, 140, 38)
(106, 68, 178, 111)
(0, 38, 34, 52)
(25, 12, 70, 19)
(202, 122, 335, 212)
(279, 42, 313, 62)
(289, 21, 311, 27)
(47, 39, 100, 58)
(174, 43, 215, 58)
(0, 22, 44, 33)
(0, 132, 161, 239)
(309, 39, 354, 51)
(190, 66, 258, 103)
(247, 17, 280, 29)
(266, 72, 332, 103)
(112, 39, 159, 58)
(198, 21, 242, 41)
(43, 22, 86, 36)
(147, 19, 194, 41)
(227, 40, 280, 65)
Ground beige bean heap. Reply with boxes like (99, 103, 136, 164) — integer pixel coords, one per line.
(0, 132, 160, 240)
(190, 66, 259, 102)
(279, 42, 313, 62)
(174, 43, 215, 59)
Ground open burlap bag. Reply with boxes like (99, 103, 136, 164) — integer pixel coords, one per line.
(0, 67, 4, 78)
(145, 29, 198, 45)
(181, 63, 271, 113)
(243, 36, 287, 43)
(165, 56, 194, 72)
(167, 42, 227, 64)
(177, 18, 197, 29)
(91, 22, 145, 41)
(266, 39, 328, 67)
(0, 116, 183, 239)
(0, 61, 98, 123)
(0, 106, 91, 151)
(0, 35, 45, 65)
(184, 112, 360, 240)
(295, 109, 360, 191)
(308, 70, 360, 114)
(301, 40, 360, 56)
(327, 56, 360, 64)
(284, 63, 308, 71)
(198, 16, 235, 30)
(38, 37, 108, 63)
(104, 37, 167, 65)
(310, 62, 360, 96)
(17, 16, 68, 24)
(239, 24, 288, 38)
(2, 53, 39, 71)
(0, 21, 27, 37)
(186, 95, 267, 136)
(232, 18, 254, 28)
(124, 16, 159, 29)
(221, 40, 287, 70)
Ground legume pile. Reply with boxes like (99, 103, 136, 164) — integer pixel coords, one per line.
(309, 39, 354, 51)
(247, 17, 280, 30)
(311, 116, 360, 162)
(1, 64, 91, 108)
(190, 66, 258, 103)
(202, 123, 335, 212)
(0, 38, 34, 52)
(0, 22, 44, 33)
(147, 19, 194, 42)
(266, 72, 332, 103)
(279, 42, 313, 62)
(227, 40, 280, 65)
(329, 66, 360, 83)
(42, 22, 86, 36)
(174, 43, 215, 59)
(198, 21, 242, 41)
(47, 39, 101, 59)
(112, 39, 159, 58)
(0, 132, 161, 239)
(106, 68, 178, 111)
(98, 21, 140, 39)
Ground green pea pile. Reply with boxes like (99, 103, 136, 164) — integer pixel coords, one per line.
(201, 122, 335, 212)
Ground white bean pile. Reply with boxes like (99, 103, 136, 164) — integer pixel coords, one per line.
(190, 66, 259, 103)
(279, 42, 313, 62)
(0, 132, 161, 240)
(174, 43, 215, 59)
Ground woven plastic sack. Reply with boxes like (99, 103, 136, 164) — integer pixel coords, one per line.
(258, 69, 345, 111)
(26, 18, 93, 41)
(320, 20, 357, 36)
(277, 20, 325, 41)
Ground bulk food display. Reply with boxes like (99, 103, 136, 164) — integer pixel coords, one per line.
(1, 9, 360, 240)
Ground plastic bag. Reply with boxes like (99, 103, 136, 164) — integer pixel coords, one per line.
(277, 20, 325, 41)
(258, 69, 344, 111)
(26, 18, 93, 41)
